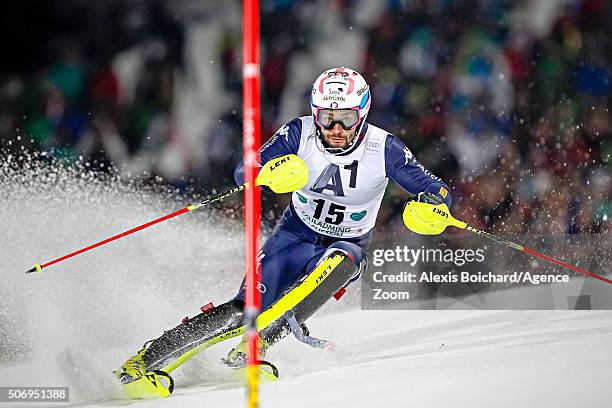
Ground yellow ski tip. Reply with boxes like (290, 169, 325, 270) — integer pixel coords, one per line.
(123, 371, 174, 399)
(231, 361, 279, 384)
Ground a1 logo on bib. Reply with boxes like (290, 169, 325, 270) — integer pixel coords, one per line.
(310, 160, 359, 196)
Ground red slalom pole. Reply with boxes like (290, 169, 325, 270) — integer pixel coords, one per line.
(242, 0, 262, 407)
(25, 184, 246, 274)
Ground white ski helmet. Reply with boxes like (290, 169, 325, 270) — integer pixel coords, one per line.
(311, 67, 371, 154)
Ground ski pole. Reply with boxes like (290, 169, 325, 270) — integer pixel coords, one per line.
(26, 183, 247, 274)
(440, 209, 612, 285)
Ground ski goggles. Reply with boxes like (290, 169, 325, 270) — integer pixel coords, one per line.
(314, 108, 361, 130)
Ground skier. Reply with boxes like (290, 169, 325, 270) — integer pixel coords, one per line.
(116, 67, 453, 398)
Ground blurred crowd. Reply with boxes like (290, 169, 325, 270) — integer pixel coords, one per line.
(0, 0, 185, 179)
(0, 0, 609, 235)
(356, 0, 611, 237)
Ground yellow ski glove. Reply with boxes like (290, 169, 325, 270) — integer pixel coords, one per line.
(256, 154, 309, 194)
(403, 192, 465, 235)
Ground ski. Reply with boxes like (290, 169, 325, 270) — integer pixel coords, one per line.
(229, 360, 280, 383)
(122, 370, 174, 399)
(116, 252, 349, 398)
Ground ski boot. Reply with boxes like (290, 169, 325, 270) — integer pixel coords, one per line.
(115, 342, 174, 399)
(115, 300, 244, 398)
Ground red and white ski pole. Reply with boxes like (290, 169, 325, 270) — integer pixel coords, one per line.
(436, 207, 612, 285)
(25, 183, 247, 274)
(462, 225, 612, 285)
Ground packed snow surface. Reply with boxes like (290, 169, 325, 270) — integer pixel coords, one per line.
(1, 158, 610, 407)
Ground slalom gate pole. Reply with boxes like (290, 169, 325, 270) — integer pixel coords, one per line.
(25, 183, 246, 274)
(242, 0, 262, 407)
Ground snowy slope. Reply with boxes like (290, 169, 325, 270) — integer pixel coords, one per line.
(76, 308, 607, 408)
(3, 308, 612, 408)
(1, 159, 611, 407)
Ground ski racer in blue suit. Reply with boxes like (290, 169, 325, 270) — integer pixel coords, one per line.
(229, 66, 452, 356)
(117, 67, 452, 393)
